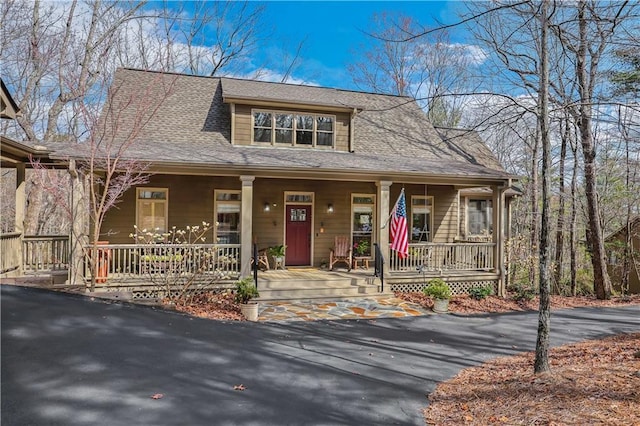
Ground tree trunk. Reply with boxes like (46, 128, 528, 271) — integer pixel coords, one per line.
(570, 139, 579, 296)
(529, 132, 540, 287)
(535, 0, 551, 374)
(553, 119, 568, 291)
(576, 0, 611, 300)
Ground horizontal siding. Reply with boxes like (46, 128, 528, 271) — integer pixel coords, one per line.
(394, 184, 458, 244)
(102, 176, 465, 265)
(233, 104, 350, 152)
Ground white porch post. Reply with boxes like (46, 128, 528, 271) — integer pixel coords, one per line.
(68, 159, 88, 286)
(492, 184, 506, 296)
(377, 180, 392, 268)
(15, 162, 25, 276)
(240, 176, 255, 278)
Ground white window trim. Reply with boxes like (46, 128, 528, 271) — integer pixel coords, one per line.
(135, 187, 169, 232)
(410, 195, 434, 243)
(351, 193, 376, 258)
(465, 197, 493, 236)
(251, 108, 336, 149)
(214, 190, 242, 244)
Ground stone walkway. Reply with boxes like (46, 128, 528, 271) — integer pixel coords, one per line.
(257, 296, 433, 322)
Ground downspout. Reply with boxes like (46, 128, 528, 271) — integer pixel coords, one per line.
(349, 108, 357, 152)
(230, 103, 236, 145)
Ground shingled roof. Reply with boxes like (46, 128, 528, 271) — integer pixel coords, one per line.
(50, 68, 513, 181)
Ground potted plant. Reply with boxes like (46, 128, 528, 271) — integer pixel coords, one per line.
(235, 277, 260, 321)
(354, 239, 370, 257)
(423, 278, 451, 313)
(268, 244, 286, 269)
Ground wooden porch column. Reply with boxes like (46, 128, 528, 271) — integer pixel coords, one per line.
(492, 184, 506, 296)
(15, 162, 25, 276)
(240, 176, 255, 278)
(377, 180, 392, 268)
(68, 160, 88, 286)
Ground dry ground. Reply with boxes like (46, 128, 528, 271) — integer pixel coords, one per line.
(424, 332, 640, 426)
(394, 292, 640, 425)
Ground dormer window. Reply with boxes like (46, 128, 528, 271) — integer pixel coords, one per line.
(252, 109, 334, 148)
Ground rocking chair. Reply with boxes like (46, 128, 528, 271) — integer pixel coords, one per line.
(329, 235, 352, 271)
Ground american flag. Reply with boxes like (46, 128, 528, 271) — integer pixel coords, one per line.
(390, 190, 409, 259)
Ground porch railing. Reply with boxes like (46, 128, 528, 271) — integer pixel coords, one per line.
(82, 243, 241, 284)
(1, 232, 22, 274)
(23, 235, 70, 272)
(389, 242, 495, 273)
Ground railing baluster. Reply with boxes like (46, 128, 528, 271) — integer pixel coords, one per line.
(388, 242, 496, 273)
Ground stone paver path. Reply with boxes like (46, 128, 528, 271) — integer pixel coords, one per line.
(258, 296, 432, 322)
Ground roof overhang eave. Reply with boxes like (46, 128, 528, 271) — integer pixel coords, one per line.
(141, 160, 516, 185)
(222, 95, 363, 113)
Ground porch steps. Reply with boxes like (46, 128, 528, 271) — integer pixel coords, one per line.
(255, 273, 382, 301)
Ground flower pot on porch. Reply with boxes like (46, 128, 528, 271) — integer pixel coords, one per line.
(273, 256, 285, 270)
(240, 302, 259, 321)
(95, 241, 110, 284)
(433, 298, 449, 314)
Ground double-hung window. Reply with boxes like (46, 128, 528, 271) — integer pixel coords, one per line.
(411, 196, 433, 242)
(252, 110, 335, 148)
(215, 191, 241, 244)
(467, 199, 493, 236)
(351, 194, 375, 257)
(136, 188, 168, 232)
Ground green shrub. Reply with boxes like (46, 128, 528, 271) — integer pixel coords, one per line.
(510, 282, 537, 302)
(469, 285, 493, 300)
(234, 277, 259, 304)
(422, 278, 452, 300)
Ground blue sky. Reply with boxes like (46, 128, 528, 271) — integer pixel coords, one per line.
(256, 1, 464, 89)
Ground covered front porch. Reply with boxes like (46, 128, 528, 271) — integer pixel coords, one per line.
(1, 144, 511, 299)
(3, 233, 501, 300)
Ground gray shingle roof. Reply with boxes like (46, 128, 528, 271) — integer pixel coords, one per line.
(50, 68, 513, 181)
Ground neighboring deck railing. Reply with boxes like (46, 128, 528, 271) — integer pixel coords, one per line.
(1, 232, 22, 274)
(23, 235, 70, 272)
(389, 242, 495, 273)
(82, 243, 242, 284)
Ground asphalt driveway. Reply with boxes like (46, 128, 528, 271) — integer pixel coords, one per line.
(2, 285, 639, 426)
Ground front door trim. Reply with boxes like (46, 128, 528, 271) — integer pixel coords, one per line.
(284, 191, 314, 266)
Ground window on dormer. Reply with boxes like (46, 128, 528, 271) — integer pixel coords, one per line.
(252, 110, 335, 148)
(253, 112, 272, 143)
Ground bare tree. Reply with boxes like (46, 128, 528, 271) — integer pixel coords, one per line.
(348, 12, 478, 127)
(535, 0, 552, 374)
(1, 0, 271, 236)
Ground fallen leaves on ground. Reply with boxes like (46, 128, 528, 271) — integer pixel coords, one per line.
(395, 292, 640, 315)
(165, 291, 245, 321)
(424, 333, 640, 426)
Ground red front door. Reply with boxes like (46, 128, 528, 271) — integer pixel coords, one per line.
(286, 205, 311, 266)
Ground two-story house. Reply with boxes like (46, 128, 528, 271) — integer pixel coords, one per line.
(3, 68, 517, 299)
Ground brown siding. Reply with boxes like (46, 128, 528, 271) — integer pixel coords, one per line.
(253, 179, 376, 266)
(395, 185, 459, 244)
(102, 175, 463, 265)
(102, 174, 238, 244)
(233, 104, 350, 152)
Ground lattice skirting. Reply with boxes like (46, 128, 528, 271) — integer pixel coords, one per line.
(390, 279, 498, 295)
(94, 283, 234, 300)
